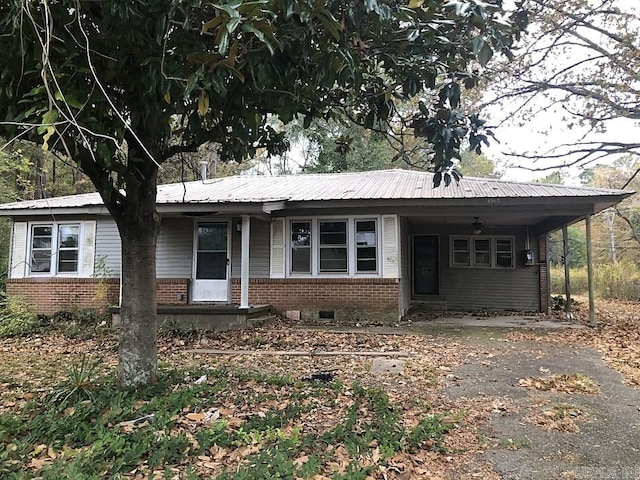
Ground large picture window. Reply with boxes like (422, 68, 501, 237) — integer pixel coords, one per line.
(30, 223, 81, 275)
(450, 236, 514, 268)
(287, 217, 379, 276)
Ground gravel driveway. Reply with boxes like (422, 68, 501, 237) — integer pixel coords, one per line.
(441, 331, 640, 480)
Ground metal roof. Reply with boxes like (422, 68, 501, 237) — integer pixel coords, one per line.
(0, 169, 631, 212)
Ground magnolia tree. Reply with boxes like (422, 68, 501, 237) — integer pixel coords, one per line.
(0, 0, 524, 388)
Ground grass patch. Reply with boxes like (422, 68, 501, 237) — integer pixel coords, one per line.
(550, 262, 640, 301)
(0, 361, 456, 479)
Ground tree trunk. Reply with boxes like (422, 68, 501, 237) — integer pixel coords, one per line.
(116, 177, 161, 389)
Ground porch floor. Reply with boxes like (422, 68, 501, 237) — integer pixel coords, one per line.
(110, 304, 272, 331)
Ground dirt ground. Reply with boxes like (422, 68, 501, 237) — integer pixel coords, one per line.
(2, 298, 639, 479)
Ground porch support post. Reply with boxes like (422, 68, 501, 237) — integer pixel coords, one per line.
(585, 215, 596, 327)
(240, 215, 250, 309)
(562, 225, 572, 320)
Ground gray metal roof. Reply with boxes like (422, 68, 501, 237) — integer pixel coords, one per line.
(0, 169, 631, 212)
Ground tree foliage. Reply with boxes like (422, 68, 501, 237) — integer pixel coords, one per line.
(0, 0, 523, 387)
(478, 0, 640, 172)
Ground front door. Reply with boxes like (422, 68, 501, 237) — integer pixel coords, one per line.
(192, 222, 229, 302)
(413, 235, 439, 295)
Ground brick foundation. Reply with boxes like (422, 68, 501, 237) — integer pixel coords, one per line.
(231, 278, 400, 322)
(5, 278, 189, 316)
(7, 276, 400, 321)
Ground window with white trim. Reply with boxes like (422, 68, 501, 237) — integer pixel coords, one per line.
(29, 223, 81, 275)
(287, 217, 379, 276)
(355, 219, 377, 273)
(450, 236, 515, 268)
(495, 239, 514, 267)
(290, 220, 311, 274)
(319, 220, 348, 273)
(451, 237, 470, 266)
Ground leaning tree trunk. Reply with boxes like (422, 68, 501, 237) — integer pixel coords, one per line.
(116, 176, 161, 389)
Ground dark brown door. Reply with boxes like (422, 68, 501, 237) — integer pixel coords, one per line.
(413, 235, 439, 295)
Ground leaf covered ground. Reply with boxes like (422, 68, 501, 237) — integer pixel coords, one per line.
(0, 297, 638, 479)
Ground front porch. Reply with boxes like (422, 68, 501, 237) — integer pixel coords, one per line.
(110, 303, 272, 331)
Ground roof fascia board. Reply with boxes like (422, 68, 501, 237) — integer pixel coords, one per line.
(157, 203, 266, 214)
(0, 206, 109, 217)
(281, 195, 631, 209)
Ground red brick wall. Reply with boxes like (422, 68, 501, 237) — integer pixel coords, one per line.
(538, 235, 550, 314)
(5, 278, 189, 315)
(231, 278, 400, 322)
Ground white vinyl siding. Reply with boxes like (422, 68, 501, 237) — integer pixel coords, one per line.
(156, 218, 193, 278)
(95, 218, 121, 277)
(231, 217, 270, 278)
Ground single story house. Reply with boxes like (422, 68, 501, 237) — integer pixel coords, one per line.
(0, 169, 631, 322)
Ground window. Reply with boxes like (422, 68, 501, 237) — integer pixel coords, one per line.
(287, 217, 380, 276)
(474, 238, 491, 267)
(31, 226, 53, 272)
(290, 221, 311, 274)
(495, 239, 514, 268)
(319, 220, 348, 273)
(57, 225, 80, 272)
(355, 220, 377, 272)
(452, 238, 470, 266)
(30, 223, 81, 274)
(450, 236, 515, 268)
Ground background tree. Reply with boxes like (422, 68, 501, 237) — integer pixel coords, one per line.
(0, 0, 523, 388)
(477, 0, 640, 178)
(457, 150, 502, 178)
(581, 158, 640, 264)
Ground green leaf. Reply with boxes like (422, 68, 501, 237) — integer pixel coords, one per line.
(202, 15, 224, 34)
(317, 9, 342, 41)
(477, 42, 493, 67)
(37, 109, 59, 135)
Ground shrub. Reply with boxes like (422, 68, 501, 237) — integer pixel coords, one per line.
(0, 292, 45, 338)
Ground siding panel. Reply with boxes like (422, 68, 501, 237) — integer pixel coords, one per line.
(231, 217, 270, 278)
(95, 218, 121, 277)
(157, 218, 193, 278)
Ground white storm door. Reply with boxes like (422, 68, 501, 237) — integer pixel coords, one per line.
(192, 222, 230, 302)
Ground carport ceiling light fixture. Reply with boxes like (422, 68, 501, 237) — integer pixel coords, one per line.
(472, 217, 483, 235)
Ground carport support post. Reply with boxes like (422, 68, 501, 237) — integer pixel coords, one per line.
(240, 215, 250, 309)
(585, 215, 596, 327)
(562, 225, 572, 320)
